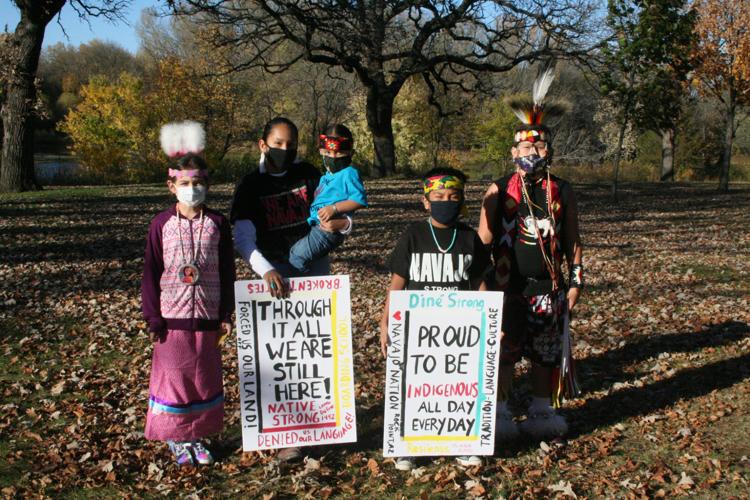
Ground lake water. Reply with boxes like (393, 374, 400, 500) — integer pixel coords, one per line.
(34, 157, 81, 183)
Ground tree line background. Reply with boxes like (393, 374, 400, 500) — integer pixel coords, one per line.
(2, 0, 750, 193)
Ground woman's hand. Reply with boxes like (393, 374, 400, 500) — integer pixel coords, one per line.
(263, 269, 289, 298)
(149, 331, 163, 343)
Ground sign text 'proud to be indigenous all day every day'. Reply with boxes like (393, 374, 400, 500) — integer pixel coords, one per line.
(383, 291, 503, 457)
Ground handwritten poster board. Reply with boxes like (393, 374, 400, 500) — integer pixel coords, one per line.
(383, 291, 503, 457)
(235, 276, 357, 451)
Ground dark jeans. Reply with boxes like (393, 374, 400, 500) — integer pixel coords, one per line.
(288, 226, 345, 274)
(272, 256, 331, 278)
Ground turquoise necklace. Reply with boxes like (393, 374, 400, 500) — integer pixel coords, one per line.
(428, 218, 457, 253)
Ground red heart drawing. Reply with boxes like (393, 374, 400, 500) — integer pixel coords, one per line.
(393, 311, 402, 321)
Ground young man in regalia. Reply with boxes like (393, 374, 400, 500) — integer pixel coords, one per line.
(478, 68, 584, 440)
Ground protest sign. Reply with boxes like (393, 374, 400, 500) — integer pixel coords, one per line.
(235, 276, 357, 451)
(383, 290, 503, 457)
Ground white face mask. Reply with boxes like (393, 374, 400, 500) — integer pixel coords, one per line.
(176, 185, 206, 207)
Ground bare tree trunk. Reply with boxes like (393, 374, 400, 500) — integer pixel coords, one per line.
(1, 1, 65, 193)
(660, 127, 675, 182)
(701, 120, 710, 172)
(365, 84, 396, 177)
(431, 118, 444, 169)
(0, 112, 3, 178)
(309, 84, 321, 159)
(611, 117, 627, 202)
(719, 86, 736, 192)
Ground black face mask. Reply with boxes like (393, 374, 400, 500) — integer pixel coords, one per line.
(430, 200, 462, 225)
(323, 155, 351, 173)
(266, 147, 297, 171)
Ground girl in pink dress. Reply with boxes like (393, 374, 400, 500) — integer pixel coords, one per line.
(141, 121, 235, 465)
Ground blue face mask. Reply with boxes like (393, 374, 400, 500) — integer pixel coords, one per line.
(514, 154, 548, 174)
(430, 200, 462, 225)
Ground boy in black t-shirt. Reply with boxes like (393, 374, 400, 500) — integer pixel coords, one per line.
(379, 167, 491, 471)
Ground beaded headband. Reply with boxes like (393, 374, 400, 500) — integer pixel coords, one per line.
(319, 134, 353, 152)
(514, 129, 548, 144)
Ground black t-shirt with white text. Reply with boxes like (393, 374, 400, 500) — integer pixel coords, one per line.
(388, 220, 491, 291)
(230, 162, 321, 263)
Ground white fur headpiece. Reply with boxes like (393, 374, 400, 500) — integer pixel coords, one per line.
(160, 121, 206, 158)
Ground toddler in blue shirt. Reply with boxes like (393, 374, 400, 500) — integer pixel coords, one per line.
(288, 124, 367, 273)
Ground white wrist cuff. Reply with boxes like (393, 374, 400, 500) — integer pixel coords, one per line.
(339, 215, 353, 235)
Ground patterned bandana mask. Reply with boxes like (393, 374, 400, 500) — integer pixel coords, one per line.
(514, 154, 548, 174)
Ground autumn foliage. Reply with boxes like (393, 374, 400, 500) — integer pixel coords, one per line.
(691, 0, 750, 90)
(62, 53, 252, 182)
(691, 0, 750, 190)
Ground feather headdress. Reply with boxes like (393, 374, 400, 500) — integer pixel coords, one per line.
(160, 121, 208, 178)
(160, 121, 206, 158)
(505, 67, 569, 143)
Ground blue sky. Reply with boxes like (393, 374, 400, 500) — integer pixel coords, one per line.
(1, 0, 157, 53)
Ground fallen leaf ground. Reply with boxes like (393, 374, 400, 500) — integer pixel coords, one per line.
(1, 181, 749, 498)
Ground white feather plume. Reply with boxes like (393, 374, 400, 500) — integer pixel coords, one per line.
(510, 110, 529, 123)
(160, 123, 182, 158)
(159, 121, 206, 158)
(532, 67, 555, 106)
(181, 121, 205, 155)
